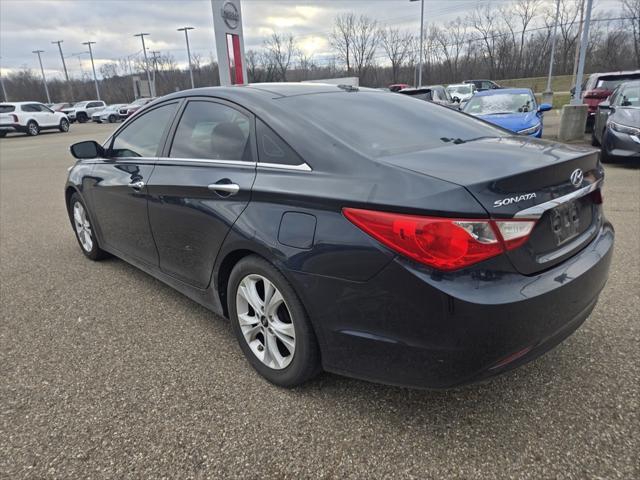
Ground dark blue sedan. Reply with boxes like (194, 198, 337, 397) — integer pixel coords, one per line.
(64, 83, 612, 389)
(463, 88, 552, 137)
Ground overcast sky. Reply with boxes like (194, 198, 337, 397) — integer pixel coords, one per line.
(0, 0, 624, 79)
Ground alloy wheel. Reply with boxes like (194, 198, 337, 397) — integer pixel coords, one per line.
(236, 274, 296, 370)
(28, 123, 38, 136)
(60, 119, 69, 132)
(73, 201, 93, 252)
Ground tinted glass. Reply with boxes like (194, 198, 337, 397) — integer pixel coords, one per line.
(616, 84, 640, 106)
(464, 92, 536, 115)
(257, 119, 303, 166)
(283, 92, 507, 157)
(596, 75, 640, 90)
(170, 101, 251, 161)
(0, 105, 16, 113)
(21, 104, 39, 112)
(110, 103, 177, 158)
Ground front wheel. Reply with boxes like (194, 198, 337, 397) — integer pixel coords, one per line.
(59, 118, 70, 132)
(77, 113, 88, 123)
(228, 255, 321, 387)
(68, 193, 109, 260)
(108, 114, 117, 123)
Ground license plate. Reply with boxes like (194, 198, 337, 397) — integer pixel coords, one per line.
(550, 201, 581, 245)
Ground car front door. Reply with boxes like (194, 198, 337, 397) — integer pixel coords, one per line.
(146, 98, 256, 289)
(36, 104, 58, 126)
(88, 101, 180, 266)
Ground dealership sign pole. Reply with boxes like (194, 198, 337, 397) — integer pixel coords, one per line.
(211, 0, 248, 86)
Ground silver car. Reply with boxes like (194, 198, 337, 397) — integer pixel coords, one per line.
(92, 104, 127, 123)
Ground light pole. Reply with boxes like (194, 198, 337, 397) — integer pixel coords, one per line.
(150, 50, 160, 94)
(0, 69, 8, 102)
(571, 0, 593, 105)
(544, 0, 561, 95)
(32, 50, 51, 103)
(410, 0, 425, 87)
(51, 40, 69, 82)
(134, 33, 155, 97)
(177, 26, 195, 89)
(82, 41, 100, 100)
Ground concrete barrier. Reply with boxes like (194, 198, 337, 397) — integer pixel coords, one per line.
(558, 104, 588, 142)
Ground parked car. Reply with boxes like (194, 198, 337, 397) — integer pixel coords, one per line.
(577, 70, 640, 128)
(61, 100, 106, 123)
(463, 79, 502, 91)
(119, 97, 155, 120)
(446, 83, 477, 104)
(463, 88, 551, 137)
(92, 104, 127, 123)
(0, 102, 69, 137)
(49, 102, 73, 112)
(398, 85, 459, 108)
(591, 80, 640, 162)
(388, 83, 411, 92)
(65, 84, 612, 389)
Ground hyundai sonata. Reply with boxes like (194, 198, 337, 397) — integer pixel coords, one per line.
(65, 83, 613, 388)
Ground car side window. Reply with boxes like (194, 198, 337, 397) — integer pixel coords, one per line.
(169, 101, 251, 161)
(110, 103, 178, 158)
(256, 119, 304, 166)
(22, 104, 39, 112)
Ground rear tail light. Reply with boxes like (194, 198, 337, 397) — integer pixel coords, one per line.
(343, 208, 536, 271)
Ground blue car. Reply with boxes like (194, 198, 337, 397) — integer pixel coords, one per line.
(463, 88, 552, 137)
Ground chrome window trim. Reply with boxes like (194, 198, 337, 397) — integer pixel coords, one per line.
(157, 157, 256, 167)
(257, 162, 312, 172)
(514, 179, 602, 219)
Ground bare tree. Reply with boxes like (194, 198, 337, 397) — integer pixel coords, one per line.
(352, 15, 379, 77)
(621, 0, 640, 66)
(469, 4, 499, 78)
(380, 27, 412, 83)
(331, 13, 356, 73)
(263, 33, 297, 81)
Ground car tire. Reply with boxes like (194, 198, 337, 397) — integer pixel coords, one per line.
(26, 121, 39, 136)
(591, 129, 600, 147)
(108, 114, 117, 123)
(228, 255, 321, 387)
(68, 193, 109, 261)
(77, 113, 88, 123)
(0, 131, 6, 138)
(59, 118, 70, 133)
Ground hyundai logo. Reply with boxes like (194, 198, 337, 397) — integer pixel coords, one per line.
(570, 169, 584, 187)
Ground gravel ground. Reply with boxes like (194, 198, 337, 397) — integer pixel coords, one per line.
(1, 123, 638, 479)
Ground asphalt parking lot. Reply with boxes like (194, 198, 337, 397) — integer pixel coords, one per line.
(1, 122, 638, 479)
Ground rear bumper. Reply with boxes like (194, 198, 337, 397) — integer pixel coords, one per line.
(0, 124, 23, 133)
(289, 222, 614, 389)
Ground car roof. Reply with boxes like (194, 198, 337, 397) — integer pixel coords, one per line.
(589, 69, 640, 79)
(475, 88, 533, 97)
(0, 101, 45, 105)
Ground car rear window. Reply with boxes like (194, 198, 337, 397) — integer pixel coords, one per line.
(281, 91, 507, 157)
(596, 74, 640, 90)
(0, 105, 15, 113)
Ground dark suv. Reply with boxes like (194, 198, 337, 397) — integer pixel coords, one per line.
(464, 79, 502, 91)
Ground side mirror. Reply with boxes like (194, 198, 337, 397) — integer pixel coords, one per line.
(70, 140, 104, 159)
(538, 103, 552, 112)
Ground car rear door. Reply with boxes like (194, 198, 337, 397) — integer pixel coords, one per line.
(146, 98, 256, 289)
(88, 101, 180, 266)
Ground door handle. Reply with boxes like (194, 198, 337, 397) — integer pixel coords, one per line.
(129, 180, 145, 190)
(208, 182, 240, 195)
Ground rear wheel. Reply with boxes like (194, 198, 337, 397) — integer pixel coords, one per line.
(68, 193, 109, 260)
(59, 118, 70, 132)
(0, 131, 6, 138)
(77, 112, 88, 123)
(26, 121, 39, 136)
(228, 255, 321, 387)
(108, 114, 117, 123)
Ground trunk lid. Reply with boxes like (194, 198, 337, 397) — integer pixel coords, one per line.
(380, 137, 604, 275)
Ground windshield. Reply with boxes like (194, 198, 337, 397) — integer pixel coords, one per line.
(464, 93, 535, 115)
(616, 84, 640, 106)
(447, 85, 472, 95)
(72, 102, 88, 108)
(282, 91, 507, 157)
(596, 75, 640, 90)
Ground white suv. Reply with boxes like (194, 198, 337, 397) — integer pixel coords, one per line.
(0, 102, 70, 137)
(61, 100, 106, 123)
